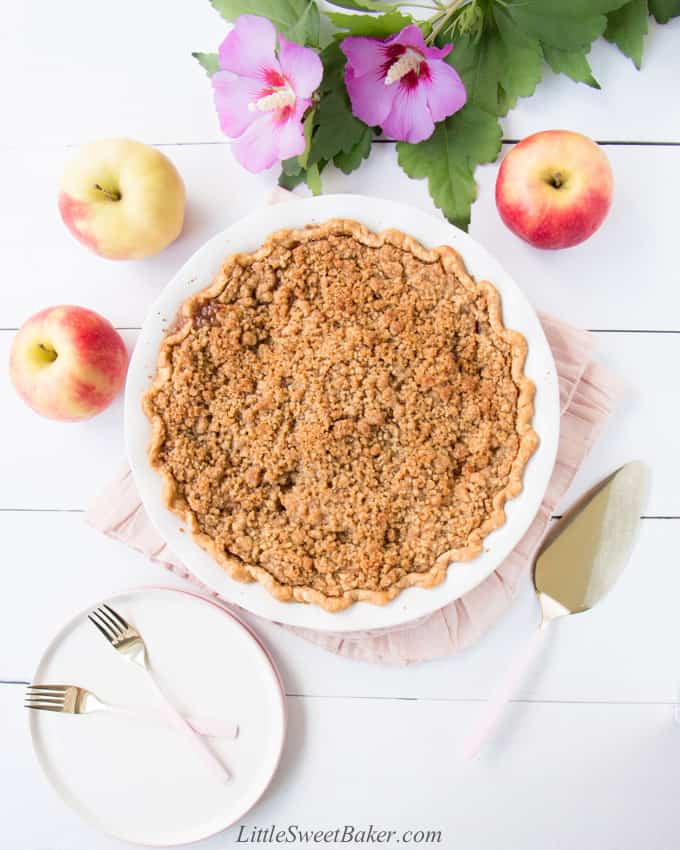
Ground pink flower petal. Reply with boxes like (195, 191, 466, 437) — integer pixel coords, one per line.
(344, 64, 396, 128)
(212, 70, 264, 138)
(340, 36, 388, 78)
(231, 115, 282, 173)
(218, 15, 280, 82)
(278, 35, 323, 98)
(273, 98, 312, 158)
(231, 100, 309, 173)
(385, 24, 428, 54)
(422, 42, 453, 61)
(421, 60, 466, 123)
(383, 25, 452, 61)
(381, 80, 434, 143)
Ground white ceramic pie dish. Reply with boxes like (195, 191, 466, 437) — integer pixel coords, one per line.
(125, 194, 560, 633)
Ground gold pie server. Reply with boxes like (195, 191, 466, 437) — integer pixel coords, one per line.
(463, 460, 650, 759)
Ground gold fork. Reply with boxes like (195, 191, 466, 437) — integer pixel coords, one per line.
(26, 684, 104, 714)
(88, 603, 231, 781)
(25, 683, 238, 739)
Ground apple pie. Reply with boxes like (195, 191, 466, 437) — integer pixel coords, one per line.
(143, 219, 537, 611)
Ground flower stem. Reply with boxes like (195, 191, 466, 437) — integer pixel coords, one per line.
(426, 0, 471, 44)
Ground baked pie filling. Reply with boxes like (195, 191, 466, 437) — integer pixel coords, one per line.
(143, 220, 537, 611)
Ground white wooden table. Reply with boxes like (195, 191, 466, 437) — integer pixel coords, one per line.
(2, 4, 680, 848)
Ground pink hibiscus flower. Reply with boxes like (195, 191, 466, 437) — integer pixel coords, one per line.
(340, 25, 467, 144)
(212, 16, 323, 173)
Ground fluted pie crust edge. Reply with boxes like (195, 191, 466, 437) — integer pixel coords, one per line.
(143, 219, 538, 611)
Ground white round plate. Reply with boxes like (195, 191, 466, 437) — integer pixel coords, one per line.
(29, 588, 286, 846)
(126, 195, 560, 633)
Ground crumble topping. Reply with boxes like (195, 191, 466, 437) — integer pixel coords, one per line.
(144, 220, 537, 610)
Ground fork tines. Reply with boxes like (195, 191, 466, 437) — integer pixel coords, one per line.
(25, 684, 67, 712)
(88, 603, 129, 642)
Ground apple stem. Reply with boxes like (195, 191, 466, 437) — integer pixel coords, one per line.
(38, 343, 58, 363)
(94, 183, 122, 202)
(551, 172, 563, 189)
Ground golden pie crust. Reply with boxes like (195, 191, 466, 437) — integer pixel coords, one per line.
(143, 219, 537, 611)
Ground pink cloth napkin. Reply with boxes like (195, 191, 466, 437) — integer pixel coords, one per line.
(86, 315, 624, 665)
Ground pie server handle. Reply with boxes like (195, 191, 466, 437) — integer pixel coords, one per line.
(461, 622, 551, 760)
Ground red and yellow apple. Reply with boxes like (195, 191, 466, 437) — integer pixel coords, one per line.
(9, 306, 128, 421)
(58, 138, 185, 260)
(495, 130, 613, 250)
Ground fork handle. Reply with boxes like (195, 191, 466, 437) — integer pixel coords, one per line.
(142, 662, 231, 782)
(184, 714, 238, 739)
(110, 706, 238, 739)
(90, 693, 236, 738)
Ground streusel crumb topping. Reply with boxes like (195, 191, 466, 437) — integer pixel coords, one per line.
(144, 221, 536, 610)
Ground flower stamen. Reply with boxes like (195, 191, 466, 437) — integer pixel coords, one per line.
(384, 48, 423, 85)
(248, 83, 296, 112)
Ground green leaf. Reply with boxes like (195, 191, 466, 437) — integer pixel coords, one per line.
(506, 0, 630, 51)
(445, 33, 502, 115)
(396, 105, 502, 231)
(325, 0, 399, 11)
(211, 0, 320, 45)
(278, 158, 329, 191)
(277, 39, 373, 192)
(287, 0, 321, 46)
(542, 45, 601, 88)
(491, 7, 544, 113)
(298, 39, 373, 176)
(308, 90, 370, 164)
(325, 10, 413, 36)
(333, 126, 372, 173)
(649, 0, 680, 23)
(305, 163, 323, 194)
(445, 9, 543, 118)
(278, 168, 307, 190)
(319, 40, 348, 91)
(298, 110, 316, 169)
(192, 52, 219, 75)
(281, 156, 304, 177)
(605, 0, 648, 68)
